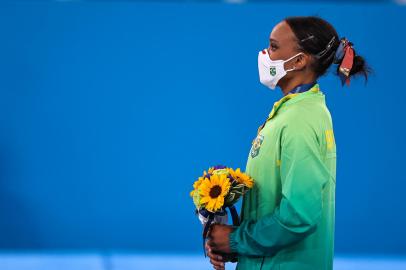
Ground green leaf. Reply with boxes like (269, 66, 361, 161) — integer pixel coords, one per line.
(192, 190, 201, 208)
(225, 192, 236, 205)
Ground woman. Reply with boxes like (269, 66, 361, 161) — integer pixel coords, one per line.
(205, 16, 370, 270)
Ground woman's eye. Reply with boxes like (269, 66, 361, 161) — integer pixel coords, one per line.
(269, 43, 278, 51)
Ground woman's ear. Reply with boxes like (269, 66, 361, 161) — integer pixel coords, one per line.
(285, 53, 308, 71)
(294, 53, 309, 70)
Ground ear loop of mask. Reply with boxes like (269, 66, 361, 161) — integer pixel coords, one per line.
(284, 52, 303, 72)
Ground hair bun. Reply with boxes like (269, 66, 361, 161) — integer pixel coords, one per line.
(333, 38, 371, 85)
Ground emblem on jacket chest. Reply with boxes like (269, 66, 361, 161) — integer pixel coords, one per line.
(250, 134, 264, 158)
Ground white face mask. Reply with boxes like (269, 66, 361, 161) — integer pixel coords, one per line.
(258, 48, 303, 90)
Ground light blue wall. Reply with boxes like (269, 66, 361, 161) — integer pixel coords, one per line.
(0, 1, 405, 255)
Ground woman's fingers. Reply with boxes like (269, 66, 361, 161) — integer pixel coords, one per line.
(210, 259, 224, 269)
(206, 244, 225, 269)
(205, 241, 211, 251)
(208, 249, 224, 262)
(207, 245, 223, 261)
(206, 238, 216, 249)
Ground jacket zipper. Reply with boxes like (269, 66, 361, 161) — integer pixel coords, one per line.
(259, 256, 265, 270)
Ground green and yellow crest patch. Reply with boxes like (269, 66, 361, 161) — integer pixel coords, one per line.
(250, 134, 264, 158)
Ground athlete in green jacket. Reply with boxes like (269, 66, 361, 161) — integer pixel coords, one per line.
(206, 16, 370, 270)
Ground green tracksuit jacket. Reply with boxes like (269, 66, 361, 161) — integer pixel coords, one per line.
(229, 84, 337, 270)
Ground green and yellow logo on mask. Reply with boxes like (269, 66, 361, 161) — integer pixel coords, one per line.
(269, 67, 276, 76)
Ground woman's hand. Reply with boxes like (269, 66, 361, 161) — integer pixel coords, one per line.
(207, 224, 234, 254)
(206, 241, 225, 270)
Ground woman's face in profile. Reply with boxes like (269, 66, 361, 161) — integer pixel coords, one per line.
(266, 20, 312, 83)
(267, 21, 300, 70)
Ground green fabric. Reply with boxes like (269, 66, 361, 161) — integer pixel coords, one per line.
(229, 84, 336, 270)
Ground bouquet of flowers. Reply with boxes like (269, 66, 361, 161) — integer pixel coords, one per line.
(190, 165, 254, 256)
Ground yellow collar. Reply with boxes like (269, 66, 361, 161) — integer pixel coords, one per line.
(256, 84, 320, 134)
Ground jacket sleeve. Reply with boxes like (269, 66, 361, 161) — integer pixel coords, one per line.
(229, 122, 330, 257)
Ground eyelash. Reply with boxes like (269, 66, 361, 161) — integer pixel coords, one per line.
(269, 43, 278, 51)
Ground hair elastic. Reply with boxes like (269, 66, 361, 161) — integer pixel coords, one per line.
(334, 38, 355, 86)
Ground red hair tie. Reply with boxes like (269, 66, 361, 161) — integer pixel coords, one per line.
(338, 40, 355, 86)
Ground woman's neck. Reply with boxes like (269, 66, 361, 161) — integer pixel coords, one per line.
(279, 75, 317, 96)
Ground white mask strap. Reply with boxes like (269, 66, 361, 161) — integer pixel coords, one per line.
(284, 52, 303, 72)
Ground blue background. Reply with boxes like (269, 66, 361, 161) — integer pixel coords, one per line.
(0, 0, 405, 256)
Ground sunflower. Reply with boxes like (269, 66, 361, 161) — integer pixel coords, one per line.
(229, 168, 254, 188)
(190, 176, 205, 197)
(199, 174, 231, 212)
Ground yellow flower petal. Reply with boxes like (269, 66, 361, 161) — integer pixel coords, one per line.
(197, 171, 230, 212)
